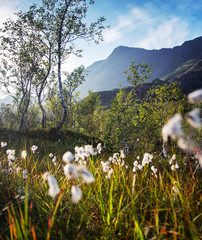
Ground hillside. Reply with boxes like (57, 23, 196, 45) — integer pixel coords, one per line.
(96, 59, 202, 107)
(164, 59, 202, 94)
(78, 37, 202, 97)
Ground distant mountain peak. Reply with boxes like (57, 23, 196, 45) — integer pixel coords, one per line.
(78, 36, 202, 97)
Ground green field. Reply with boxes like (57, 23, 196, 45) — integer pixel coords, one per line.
(0, 129, 201, 240)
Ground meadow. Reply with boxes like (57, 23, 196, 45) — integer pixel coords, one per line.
(0, 128, 201, 240)
(0, 0, 201, 238)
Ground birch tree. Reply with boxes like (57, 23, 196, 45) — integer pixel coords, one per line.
(27, 0, 106, 130)
(0, 15, 40, 131)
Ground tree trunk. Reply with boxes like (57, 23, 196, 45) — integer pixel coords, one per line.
(18, 82, 32, 132)
(55, 105, 68, 130)
(18, 99, 30, 132)
(38, 95, 46, 128)
(18, 111, 26, 132)
(55, 18, 68, 131)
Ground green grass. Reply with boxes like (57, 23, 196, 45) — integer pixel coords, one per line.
(0, 129, 201, 239)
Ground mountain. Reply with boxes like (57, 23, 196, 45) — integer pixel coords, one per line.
(96, 59, 202, 107)
(163, 59, 202, 94)
(79, 37, 202, 97)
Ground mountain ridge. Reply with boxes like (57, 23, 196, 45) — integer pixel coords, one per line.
(78, 36, 202, 97)
(96, 58, 202, 107)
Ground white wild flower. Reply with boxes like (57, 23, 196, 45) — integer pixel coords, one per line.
(187, 89, 202, 103)
(119, 150, 126, 159)
(113, 153, 119, 161)
(1, 142, 7, 148)
(23, 170, 28, 179)
(172, 181, 179, 193)
(62, 151, 74, 163)
(71, 185, 82, 203)
(7, 154, 15, 161)
(63, 163, 95, 183)
(31, 145, 38, 153)
(169, 155, 176, 165)
(97, 143, 102, 154)
(133, 161, 138, 167)
(48, 184, 60, 199)
(74, 146, 86, 160)
(102, 161, 110, 172)
(133, 161, 138, 172)
(175, 162, 179, 169)
(163, 143, 169, 158)
(49, 153, 53, 158)
(6, 149, 15, 156)
(43, 172, 60, 199)
(162, 114, 184, 142)
(106, 168, 114, 179)
(21, 150, 27, 159)
(16, 167, 22, 174)
(63, 163, 79, 180)
(171, 165, 176, 171)
(186, 108, 201, 128)
(138, 164, 143, 170)
(151, 165, 158, 178)
(142, 153, 153, 166)
(8, 160, 13, 166)
(121, 160, 125, 166)
(77, 165, 95, 183)
(84, 145, 97, 156)
(7, 149, 15, 161)
(52, 156, 57, 163)
(151, 166, 158, 174)
(172, 154, 176, 160)
(177, 138, 190, 150)
(172, 185, 179, 193)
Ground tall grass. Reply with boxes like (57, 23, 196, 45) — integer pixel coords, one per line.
(0, 132, 201, 239)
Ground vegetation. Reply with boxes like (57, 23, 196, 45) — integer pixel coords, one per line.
(0, 0, 201, 239)
(0, 0, 106, 131)
(0, 127, 201, 239)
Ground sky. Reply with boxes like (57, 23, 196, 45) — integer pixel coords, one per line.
(0, 0, 202, 78)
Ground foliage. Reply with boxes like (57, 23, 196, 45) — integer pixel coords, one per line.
(0, 104, 19, 130)
(0, 13, 40, 131)
(76, 91, 103, 137)
(24, 0, 106, 130)
(104, 60, 151, 149)
(124, 59, 151, 87)
(0, 130, 201, 239)
(132, 82, 185, 151)
(0, 0, 106, 131)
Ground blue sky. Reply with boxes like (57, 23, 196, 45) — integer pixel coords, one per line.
(0, 0, 202, 73)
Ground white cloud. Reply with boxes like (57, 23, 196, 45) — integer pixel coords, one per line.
(102, 6, 189, 49)
(136, 17, 189, 49)
(0, 1, 18, 27)
(0, 0, 28, 27)
(103, 28, 122, 43)
(103, 7, 153, 43)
